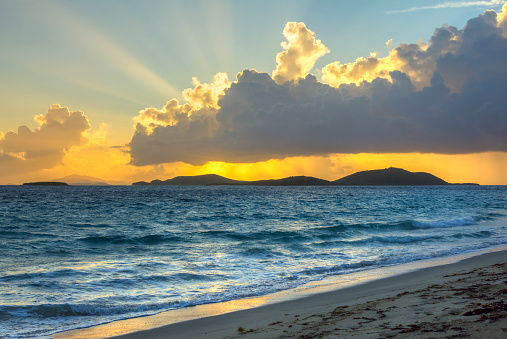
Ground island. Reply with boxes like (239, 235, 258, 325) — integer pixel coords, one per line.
(332, 167, 450, 186)
(132, 168, 478, 186)
(134, 174, 243, 186)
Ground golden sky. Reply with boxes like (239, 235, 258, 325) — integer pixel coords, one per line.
(1, 1, 507, 185)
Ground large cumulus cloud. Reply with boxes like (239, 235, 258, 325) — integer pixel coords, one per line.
(129, 7, 507, 166)
(0, 104, 90, 175)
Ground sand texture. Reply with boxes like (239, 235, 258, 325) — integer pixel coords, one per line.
(240, 261, 507, 338)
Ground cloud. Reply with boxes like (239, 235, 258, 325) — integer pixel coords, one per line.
(133, 72, 231, 133)
(129, 7, 507, 166)
(0, 104, 90, 176)
(323, 7, 507, 92)
(386, 0, 505, 14)
(321, 26, 461, 91)
(0, 107, 160, 184)
(322, 51, 401, 88)
(271, 22, 329, 84)
(182, 73, 231, 110)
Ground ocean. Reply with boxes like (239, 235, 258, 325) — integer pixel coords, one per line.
(0, 185, 506, 338)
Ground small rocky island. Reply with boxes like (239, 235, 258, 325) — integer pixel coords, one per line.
(22, 182, 69, 186)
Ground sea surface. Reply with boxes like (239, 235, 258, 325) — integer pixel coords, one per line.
(0, 185, 506, 338)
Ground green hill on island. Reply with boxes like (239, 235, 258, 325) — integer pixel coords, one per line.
(133, 174, 329, 186)
(133, 174, 243, 186)
(332, 167, 450, 186)
(133, 168, 474, 186)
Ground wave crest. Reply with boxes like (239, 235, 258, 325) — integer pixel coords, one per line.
(412, 217, 478, 229)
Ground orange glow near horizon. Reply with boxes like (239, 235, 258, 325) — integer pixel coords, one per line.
(191, 153, 507, 185)
(5, 147, 507, 186)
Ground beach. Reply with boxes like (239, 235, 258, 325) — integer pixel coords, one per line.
(55, 249, 507, 339)
(3, 185, 506, 338)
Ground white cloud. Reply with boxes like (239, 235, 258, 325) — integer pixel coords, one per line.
(133, 73, 231, 134)
(386, 0, 505, 14)
(272, 22, 329, 84)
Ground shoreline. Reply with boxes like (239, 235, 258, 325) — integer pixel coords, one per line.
(54, 246, 507, 339)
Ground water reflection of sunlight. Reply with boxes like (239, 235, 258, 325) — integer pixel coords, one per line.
(55, 296, 269, 339)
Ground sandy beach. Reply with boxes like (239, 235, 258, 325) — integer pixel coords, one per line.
(55, 249, 507, 339)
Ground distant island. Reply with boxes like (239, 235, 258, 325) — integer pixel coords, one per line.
(135, 174, 243, 186)
(133, 168, 479, 186)
(51, 174, 109, 186)
(49, 174, 129, 186)
(133, 174, 330, 186)
(19, 175, 130, 186)
(22, 182, 69, 186)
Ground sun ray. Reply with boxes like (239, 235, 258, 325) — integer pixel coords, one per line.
(31, 1, 181, 99)
(201, 0, 236, 73)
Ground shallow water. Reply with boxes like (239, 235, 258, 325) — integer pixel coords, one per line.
(1, 185, 506, 338)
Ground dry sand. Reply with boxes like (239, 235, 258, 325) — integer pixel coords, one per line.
(56, 250, 507, 339)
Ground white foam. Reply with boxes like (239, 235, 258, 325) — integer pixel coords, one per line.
(412, 216, 477, 228)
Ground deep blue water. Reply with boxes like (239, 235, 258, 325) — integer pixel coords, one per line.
(0, 185, 506, 338)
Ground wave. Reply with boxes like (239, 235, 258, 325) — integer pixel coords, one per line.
(191, 216, 485, 246)
(1, 268, 91, 283)
(313, 216, 481, 235)
(78, 234, 184, 245)
(411, 217, 478, 228)
(0, 301, 182, 319)
(238, 247, 284, 258)
(170, 272, 222, 281)
(201, 229, 310, 243)
(0, 230, 58, 238)
(300, 260, 380, 276)
(3, 241, 507, 339)
(452, 230, 494, 239)
(300, 240, 507, 278)
(70, 222, 114, 228)
(477, 212, 506, 221)
(312, 234, 445, 248)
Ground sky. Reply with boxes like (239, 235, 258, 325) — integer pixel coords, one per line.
(1, 0, 506, 185)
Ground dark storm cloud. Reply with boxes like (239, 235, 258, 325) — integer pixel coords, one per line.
(129, 8, 507, 166)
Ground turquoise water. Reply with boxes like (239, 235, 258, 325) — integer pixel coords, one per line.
(0, 185, 506, 338)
